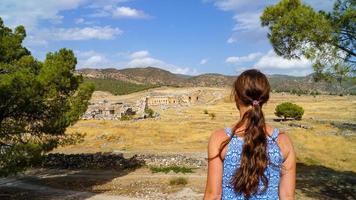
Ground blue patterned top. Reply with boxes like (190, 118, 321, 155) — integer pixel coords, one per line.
(222, 127, 284, 200)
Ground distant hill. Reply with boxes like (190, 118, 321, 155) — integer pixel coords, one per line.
(78, 67, 234, 87)
(77, 67, 355, 95)
(83, 77, 158, 96)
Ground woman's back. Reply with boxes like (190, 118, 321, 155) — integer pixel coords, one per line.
(204, 69, 295, 200)
(222, 127, 284, 199)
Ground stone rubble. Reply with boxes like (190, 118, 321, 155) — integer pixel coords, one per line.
(40, 153, 207, 170)
(41, 153, 144, 170)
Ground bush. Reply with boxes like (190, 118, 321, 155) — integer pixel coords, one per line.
(120, 114, 133, 121)
(169, 177, 188, 186)
(275, 102, 304, 120)
(150, 166, 194, 174)
(203, 109, 209, 114)
(144, 108, 155, 118)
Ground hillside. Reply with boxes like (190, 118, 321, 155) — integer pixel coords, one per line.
(83, 77, 158, 95)
(77, 67, 355, 94)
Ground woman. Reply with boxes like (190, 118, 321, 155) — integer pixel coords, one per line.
(204, 69, 296, 200)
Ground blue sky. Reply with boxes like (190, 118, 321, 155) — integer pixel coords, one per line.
(0, 0, 335, 76)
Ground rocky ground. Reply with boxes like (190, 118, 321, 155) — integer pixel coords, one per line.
(1, 153, 355, 200)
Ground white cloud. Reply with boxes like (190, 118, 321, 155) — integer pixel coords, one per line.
(112, 6, 149, 19)
(304, 0, 335, 11)
(227, 37, 237, 44)
(232, 12, 263, 32)
(0, 0, 142, 50)
(126, 50, 197, 75)
(230, 50, 313, 75)
(54, 26, 122, 40)
(74, 17, 95, 25)
(0, 0, 149, 29)
(210, 0, 269, 11)
(200, 59, 208, 65)
(75, 18, 85, 24)
(254, 50, 311, 70)
(226, 11, 267, 44)
(0, 0, 86, 29)
(208, 1, 272, 43)
(75, 49, 198, 75)
(130, 50, 150, 59)
(90, 5, 150, 19)
(172, 67, 193, 75)
(226, 52, 263, 64)
(24, 35, 49, 47)
(127, 57, 164, 68)
(210, 0, 334, 44)
(76, 50, 112, 68)
(25, 26, 122, 45)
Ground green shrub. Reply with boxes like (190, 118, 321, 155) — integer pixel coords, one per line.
(275, 102, 304, 120)
(150, 166, 194, 174)
(169, 177, 188, 186)
(203, 109, 209, 114)
(120, 114, 133, 121)
(145, 108, 155, 118)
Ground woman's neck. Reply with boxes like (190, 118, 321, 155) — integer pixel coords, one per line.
(238, 105, 250, 120)
(235, 104, 270, 136)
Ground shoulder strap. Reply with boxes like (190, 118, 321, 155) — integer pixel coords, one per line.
(271, 128, 280, 140)
(224, 127, 233, 137)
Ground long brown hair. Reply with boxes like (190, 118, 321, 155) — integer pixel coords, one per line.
(223, 69, 271, 198)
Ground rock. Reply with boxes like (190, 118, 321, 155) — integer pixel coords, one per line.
(136, 154, 207, 167)
(41, 153, 144, 170)
(287, 122, 312, 129)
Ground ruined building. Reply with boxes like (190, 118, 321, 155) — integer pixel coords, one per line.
(81, 100, 145, 120)
(81, 90, 201, 120)
(146, 90, 200, 106)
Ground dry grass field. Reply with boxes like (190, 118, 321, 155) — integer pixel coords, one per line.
(55, 87, 356, 172)
(3, 87, 355, 200)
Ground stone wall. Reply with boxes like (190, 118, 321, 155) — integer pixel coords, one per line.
(146, 90, 201, 107)
(40, 153, 206, 169)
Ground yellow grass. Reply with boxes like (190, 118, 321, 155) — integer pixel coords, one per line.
(54, 88, 356, 172)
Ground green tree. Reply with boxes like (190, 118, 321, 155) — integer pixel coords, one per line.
(0, 18, 94, 176)
(275, 102, 304, 120)
(261, 0, 355, 84)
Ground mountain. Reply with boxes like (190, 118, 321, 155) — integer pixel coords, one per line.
(187, 73, 235, 87)
(77, 67, 234, 87)
(77, 67, 355, 94)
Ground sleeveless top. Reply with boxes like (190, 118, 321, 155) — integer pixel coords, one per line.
(222, 127, 284, 200)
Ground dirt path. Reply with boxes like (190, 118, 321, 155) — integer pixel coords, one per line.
(0, 169, 204, 200)
(0, 178, 141, 200)
(1, 153, 355, 200)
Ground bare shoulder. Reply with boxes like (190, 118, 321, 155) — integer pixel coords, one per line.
(276, 131, 295, 160)
(208, 129, 229, 160)
(208, 129, 229, 145)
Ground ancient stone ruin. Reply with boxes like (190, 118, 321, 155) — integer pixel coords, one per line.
(81, 100, 145, 120)
(146, 90, 200, 106)
(81, 90, 201, 120)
